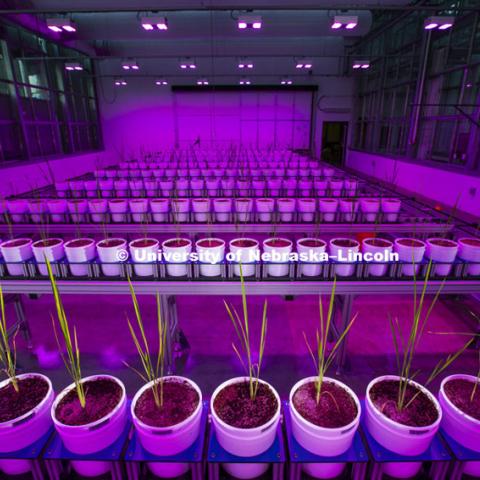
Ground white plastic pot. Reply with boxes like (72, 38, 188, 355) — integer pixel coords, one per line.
(196, 238, 225, 277)
(256, 198, 275, 223)
(329, 178, 344, 197)
(277, 198, 296, 222)
(129, 199, 149, 223)
(99, 179, 114, 198)
(298, 198, 316, 222)
(171, 199, 190, 223)
(88, 199, 108, 223)
(289, 377, 361, 479)
(206, 178, 220, 196)
(263, 238, 292, 277)
(296, 238, 326, 277)
(175, 179, 189, 197)
(314, 179, 328, 196)
(67, 199, 88, 223)
(52, 375, 127, 478)
(55, 182, 69, 198)
(84, 181, 99, 198)
(211, 377, 281, 479)
(28, 200, 46, 224)
(252, 179, 266, 196)
(366, 375, 441, 479)
(69, 180, 85, 198)
(131, 376, 203, 478)
(221, 178, 235, 196)
(339, 199, 359, 223)
(458, 237, 480, 276)
(329, 238, 359, 277)
(47, 199, 67, 223)
(362, 237, 393, 277)
(114, 180, 128, 198)
(213, 198, 232, 223)
(319, 199, 338, 223)
(150, 199, 169, 223)
(344, 179, 358, 197)
(190, 178, 204, 197)
(298, 179, 313, 197)
(394, 238, 426, 277)
(426, 238, 458, 277)
(192, 199, 211, 222)
(381, 198, 402, 222)
(144, 180, 157, 197)
(235, 199, 253, 223)
(129, 179, 144, 198)
(96, 238, 127, 276)
(267, 178, 282, 196)
(108, 199, 128, 223)
(162, 238, 192, 277)
(283, 178, 297, 196)
(64, 238, 96, 276)
(360, 198, 380, 223)
(6, 200, 28, 223)
(159, 180, 174, 197)
(0, 373, 54, 476)
(0, 238, 33, 276)
(229, 238, 260, 277)
(323, 167, 335, 178)
(32, 238, 64, 276)
(129, 238, 159, 277)
(439, 374, 480, 477)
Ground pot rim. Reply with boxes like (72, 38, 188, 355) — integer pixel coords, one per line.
(394, 238, 426, 249)
(458, 237, 480, 247)
(96, 238, 127, 249)
(64, 238, 95, 249)
(363, 237, 394, 248)
(330, 237, 360, 248)
(0, 373, 53, 428)
(195, 237, 226, 248)
(229, 237, 259, 249)
(289, 376, 361, 432)
(426, 238, 459, 248)
(263, 237, 293, 248)
(51, 374, 126, 430)
(366, 375, 442, 431)
(210, 376, 281, 432)
(162, 237, 192, 249)
(32, 238, 64, 249)
(440, 374, 480, 425)
(129, 238, 159, 249)
(0, 238, 33, 249)
(297, 237, 327, 248)
(131, 375, 202, 431)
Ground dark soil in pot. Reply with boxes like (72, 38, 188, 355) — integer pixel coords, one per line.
(232, 239, 257, 248)
(265, 239, 291, 248)
(198, 239, 223, 248)
(293, 381, 357, 428)
(299, 239, 325, 248)
(98, 239, 125, 248)
(164, 239, 190, 248)
(135, 380, 199, 428)
(397, 238, 424, 248)
(444, 379, 480, 421)
(369, 379, 438, 427)
(213, 381, 278, 429)
(2, 239, 31, 248)
(0, 376, 49, 423)
(55, 378, 122, 426)
(365, 238, 392, 248)
(461, 238, 480, 247)
(332, 239, 358, 248)
(66, 239, 93, 248)
(429, 238, 457, 248)
(131, 239, 157, 248)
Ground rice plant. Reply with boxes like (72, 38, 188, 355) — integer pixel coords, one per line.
(46, 257, 86, 408)
(303, 277, 358, 404)
(224, 263, 268, 401)
(0, 284, 19, 392)
(389, 260, 473, 411)
(126, 278, 167, 408)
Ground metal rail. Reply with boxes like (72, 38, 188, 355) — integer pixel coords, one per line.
(1, 279, 478, 296)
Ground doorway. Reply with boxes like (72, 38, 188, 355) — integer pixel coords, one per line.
(321, 121, 348, 166)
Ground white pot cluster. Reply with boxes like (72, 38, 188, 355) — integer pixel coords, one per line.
(55, 174, 359, 199)
(3, 196, 402, 225)
(1, 235, 479, 280)
(0, 368, 478, 478)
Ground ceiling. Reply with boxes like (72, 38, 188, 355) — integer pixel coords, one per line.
(0, 0, 456, 84)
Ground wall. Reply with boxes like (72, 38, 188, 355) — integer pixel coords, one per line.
(346, 150, 480, 218)
(0, 151, 114, 198)
(98, 76, 354, 157)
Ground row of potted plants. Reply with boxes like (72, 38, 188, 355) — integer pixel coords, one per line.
(0, 267, 478, 479)
(3, 196, 400, 225)
(55, 176, 355, 198)
(1, 235, 479, 279)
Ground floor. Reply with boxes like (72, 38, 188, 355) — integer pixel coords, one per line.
(9, 290, 480, 400)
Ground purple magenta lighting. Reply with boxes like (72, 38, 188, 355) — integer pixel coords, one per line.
(65, 62, 83, 71)
(114, 79, 127, 86)
(331, 15, 358, 30)
(424, 22, 438, 30)
(238, 15, 262, 30)
(122, 60, 140, 71)
(239, 78, 251, 85)
(141, 22, 154, 31)
(155, 78, 168, 85)
(47, 18, 77, 33)
(141, 16, 168, 31)
(295, 58, 313, 70)
(281, 78, 293, 85)
(197, 78, 209, 85)
(238, 58, 254, 69)
(353, 60, 370, 70)
(424, 16, 455, 30)
(331, 22, 342, 29)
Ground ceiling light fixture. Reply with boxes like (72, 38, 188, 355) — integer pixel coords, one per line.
(180, 58, 197, 70)
(238, 14, 262, 30)
(239, 77, 251, 85)
(424, 16, 454, 30)
(141, 16, 168, 31)
(114, 78, 127, 86)
(155, 78, 168, 86)
(280, 77, 293, 85)
(47, 18, 77, 33)
(122, 59, 140, 71)
(65, 62, 83, 71)
(331, 15, 358, 30)
(352, 60, 370, 69)
(197, 78, 209, 85)
(295, 57, 313, 69)
(238, 57, 254, 69)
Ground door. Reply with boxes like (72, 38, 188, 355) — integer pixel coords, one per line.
(321, 121, 348, 166)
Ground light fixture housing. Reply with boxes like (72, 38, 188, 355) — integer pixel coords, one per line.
(65, 62, 83, 71)
(155, 78, 168, 86)
(238, 57, 254, 69)
(295, 57, 313, 69)
(352, 60, 370, 70)
(47, 18, 77, 33)
(331, 15, 358, 30)
(141, 16, 168, 31)
(238, 15, 262, 30)
(114, 78, 127, 86)
(239, 77, 251, 85)
(180, 58, 197, 70)
(424, 16, 455, 30)
(121, 59, 140, 71)
(196, 78, 209, 85)
(280, 77, 293, 85)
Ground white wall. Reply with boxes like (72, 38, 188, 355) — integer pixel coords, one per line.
(347, 150, 480, 218)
